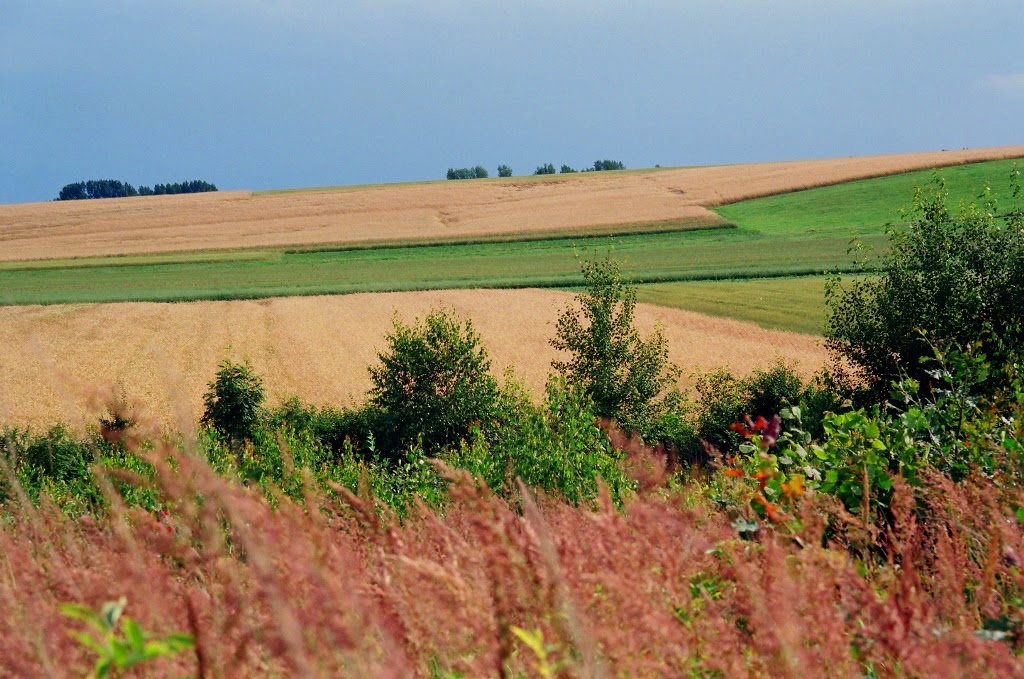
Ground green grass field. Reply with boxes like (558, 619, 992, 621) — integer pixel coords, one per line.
(636, 277, 833, 336)
(1, 158, 1019, 309)
(716, 158, 1023, 236)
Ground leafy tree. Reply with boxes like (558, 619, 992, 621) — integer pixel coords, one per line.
(497, 164, 513, 178)
(446, 167, 488, 180)
(550, 257, 681, 429)
(560, 165, 577, 174)
(826, 171, 1024, 396)
(369, 309, 499, 455)
(592, 160, 625, 171)
(201, 358, 265, 449)
(534, 163, 556, 175)
(57, 178, 216, 200)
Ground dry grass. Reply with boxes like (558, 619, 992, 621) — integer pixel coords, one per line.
(3, 445, 1022, 676)
(0, 288, 826, 429)
(2, 146, 1022, 261)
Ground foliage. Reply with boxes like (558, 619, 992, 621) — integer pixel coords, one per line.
(61, 598, 193, 679)
(201, 358, 266, 446)
(591, 159, 625, 171)
(694, 361, 847, 454)
(58, 180, 138, 200)
(497, 164, 513, 178)
(369, 309, 499, 456)
(826, 169, 1024, 396)
(559, 164, 576, 174)
(57, 179, 216, 200)
(446, 166, 488, 180)
(551, 256, 681, 429)
(534, 163, 556, 175)
(138, 179, 217, 196)
(445, 377, 632, 506)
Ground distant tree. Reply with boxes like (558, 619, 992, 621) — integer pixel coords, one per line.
(447, 167, 488, 180)
(58, 182, 88, 201)
(57, 178, 216, 200)
(534, 163, 556, 175)
(592, 160, 625, 171)
(560, 165, 577, 174)
(497, 164, 513, 178)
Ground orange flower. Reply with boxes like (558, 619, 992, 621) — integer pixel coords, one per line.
(724, 469, 745, 478)
(752, 493, 786, 522)
(782, 475, 805, 499)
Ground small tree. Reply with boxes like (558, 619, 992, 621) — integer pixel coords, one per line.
(370, 309, 499, 455)
(201, 358, 265, 450)
(551, 257, 681, 429)
(497, 164, 513, 178)
(534, 163, 556, 175)
(560, 165, 577, 174)
(826, 171, 1024, 396)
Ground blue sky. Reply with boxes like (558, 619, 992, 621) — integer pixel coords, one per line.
(1, 1, 1022, 204)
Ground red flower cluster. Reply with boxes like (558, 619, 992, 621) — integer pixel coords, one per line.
(730, 414, 782, 447)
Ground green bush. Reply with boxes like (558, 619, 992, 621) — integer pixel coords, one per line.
(266, 397, 381, 459)
(497, 164, 513, 178)
(826, 171, 1024, 397)
(201, 358, 266, 447)
(445, 377, 633, 506)
(369, 309, 499, 457)
(551, 256, 681, 430)
(693, 361, 846, 455)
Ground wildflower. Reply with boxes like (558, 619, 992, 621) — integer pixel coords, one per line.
(781, 474, 805, 499)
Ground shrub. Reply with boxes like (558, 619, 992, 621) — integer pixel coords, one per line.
(559, 164, 576, 174)
(826, 171, 1024, 397)
(446, 166, 488, 180)
(266, 397, 381, 460)
(369, 309, 499, 456)
(551, 257, 681, 430)
(445, 377, 632, 505)
(201, 358, 265, 447)
(693, 361, 845, 454)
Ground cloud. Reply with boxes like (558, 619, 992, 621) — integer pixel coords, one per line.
(984, 73, 1024, 97)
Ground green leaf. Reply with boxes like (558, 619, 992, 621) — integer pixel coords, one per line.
(122, 618, 146, 652)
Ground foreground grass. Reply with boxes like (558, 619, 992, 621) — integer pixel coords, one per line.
(3, 428, 1023, 676)
(636, 276, 832, 335)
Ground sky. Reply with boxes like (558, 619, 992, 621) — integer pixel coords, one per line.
(1, 0, 1022, 204)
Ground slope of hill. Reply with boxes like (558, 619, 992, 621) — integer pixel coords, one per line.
(2, 145, 1021, 262)
(0, 288, 827, 428)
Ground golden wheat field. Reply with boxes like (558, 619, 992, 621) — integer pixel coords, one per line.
(2, 145, 1022, 261)
(0, 289, 827, 429)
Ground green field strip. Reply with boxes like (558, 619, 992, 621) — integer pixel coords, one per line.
(715, 158, 1024, 236)
(0, 216, 728, 272)
(0, 229, 881, 306)
(636, 277, 835, 336)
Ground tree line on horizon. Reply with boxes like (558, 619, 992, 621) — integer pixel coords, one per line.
(56, 179, 217, 201)
(446, 159, 625, 180)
